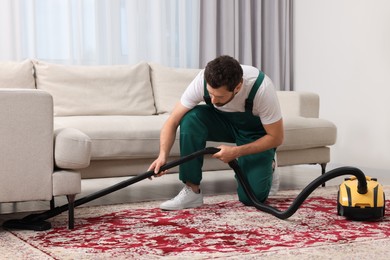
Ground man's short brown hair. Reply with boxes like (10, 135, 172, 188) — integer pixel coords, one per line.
(204, 55, 243, 92)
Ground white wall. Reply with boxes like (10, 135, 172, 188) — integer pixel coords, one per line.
(294, 0, 390, 172)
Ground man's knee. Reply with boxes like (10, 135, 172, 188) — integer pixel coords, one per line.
(236, 176, 271, 205)
(238, 189, 269, 206)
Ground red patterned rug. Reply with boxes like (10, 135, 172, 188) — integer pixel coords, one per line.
(3, 186, 390, 259)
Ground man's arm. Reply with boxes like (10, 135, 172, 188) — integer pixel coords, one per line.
(148, 102, 191, 174)
(213, 118, 284, 163)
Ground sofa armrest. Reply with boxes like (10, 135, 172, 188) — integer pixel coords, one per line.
(0, 89, 54, 202)
(277, 91, 320, 118)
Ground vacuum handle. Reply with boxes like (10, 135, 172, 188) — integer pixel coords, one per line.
(158, 147, 221, 173)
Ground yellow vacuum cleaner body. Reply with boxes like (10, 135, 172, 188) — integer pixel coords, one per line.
(338, 176, 385, 220)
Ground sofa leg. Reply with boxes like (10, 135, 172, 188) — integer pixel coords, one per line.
(67, 194, 76, 229)
(320, 163, 327, 187)
(50, 196, 55, 210)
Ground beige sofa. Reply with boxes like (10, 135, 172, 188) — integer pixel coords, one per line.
(0, 59, 337, 206)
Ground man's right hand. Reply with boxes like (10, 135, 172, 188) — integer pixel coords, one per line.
(148, 156, 169, 178)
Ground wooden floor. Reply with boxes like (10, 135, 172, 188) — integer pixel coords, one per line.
(1, 164, 389, 216)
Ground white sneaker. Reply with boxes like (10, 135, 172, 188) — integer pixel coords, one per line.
(160, 185, 204, 211)
(269, 159, 280, 196)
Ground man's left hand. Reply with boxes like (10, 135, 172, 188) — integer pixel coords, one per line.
(212, 145, 239, 163)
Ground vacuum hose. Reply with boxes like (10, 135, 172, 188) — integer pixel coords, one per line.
(23, 147, 369, 221)
(3, 147, 369, 230)
(228, 159, 368, 219)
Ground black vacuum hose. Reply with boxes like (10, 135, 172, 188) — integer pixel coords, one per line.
(228, 159, 368, 219)
(3, 147, 369, 230)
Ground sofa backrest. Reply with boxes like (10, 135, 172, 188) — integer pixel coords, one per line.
(33, 60, 156, 116)
(149, 63, 201, 114)
(277, 91, 320, 118)
(0, 60, 35, 89)
(1, 60, 318, 118)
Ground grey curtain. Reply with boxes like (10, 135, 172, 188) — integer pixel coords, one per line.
(199, 0, 293, 91)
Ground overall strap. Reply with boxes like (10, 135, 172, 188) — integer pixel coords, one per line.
(203, 79, 212, 105)
(245, 70, 265, 113)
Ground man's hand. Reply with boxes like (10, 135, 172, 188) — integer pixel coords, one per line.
(148, 155, 169, 178)
(212, 145, 239, 163)
(213, 119, 284, 163)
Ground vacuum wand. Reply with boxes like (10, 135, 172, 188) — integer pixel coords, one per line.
(19, 147, 222, 224)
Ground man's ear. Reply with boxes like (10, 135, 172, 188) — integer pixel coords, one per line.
(234, 80, 243, 94)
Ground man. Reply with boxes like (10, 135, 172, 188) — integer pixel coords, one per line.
(148, 55, 284, 210)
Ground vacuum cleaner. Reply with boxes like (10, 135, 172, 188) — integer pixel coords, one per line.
(337, 176, 385, 220)
(2, 147, 385, 231)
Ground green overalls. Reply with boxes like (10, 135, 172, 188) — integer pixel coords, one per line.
(179, 71, 275, 205)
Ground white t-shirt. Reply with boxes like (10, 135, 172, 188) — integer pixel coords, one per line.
(180, 65, 282, 125)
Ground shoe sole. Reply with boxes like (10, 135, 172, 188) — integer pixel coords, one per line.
(160, 201, 203, 211)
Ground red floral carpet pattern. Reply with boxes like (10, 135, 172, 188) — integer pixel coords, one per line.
(8, 187, 390, 259)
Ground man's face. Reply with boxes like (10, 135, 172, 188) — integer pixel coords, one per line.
(206, 83, 241, 107)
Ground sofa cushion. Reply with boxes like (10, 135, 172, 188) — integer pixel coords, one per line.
(54, 115, 176, 160)
(55, 115, 336, 161)
(54, 128, 92, 169)
(149, 63, 201, 114)
(0, 60, 35, 89)
(52, 170, 81, 196)
(34, 60, 156, 116)
(278, 117, 337, 151)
